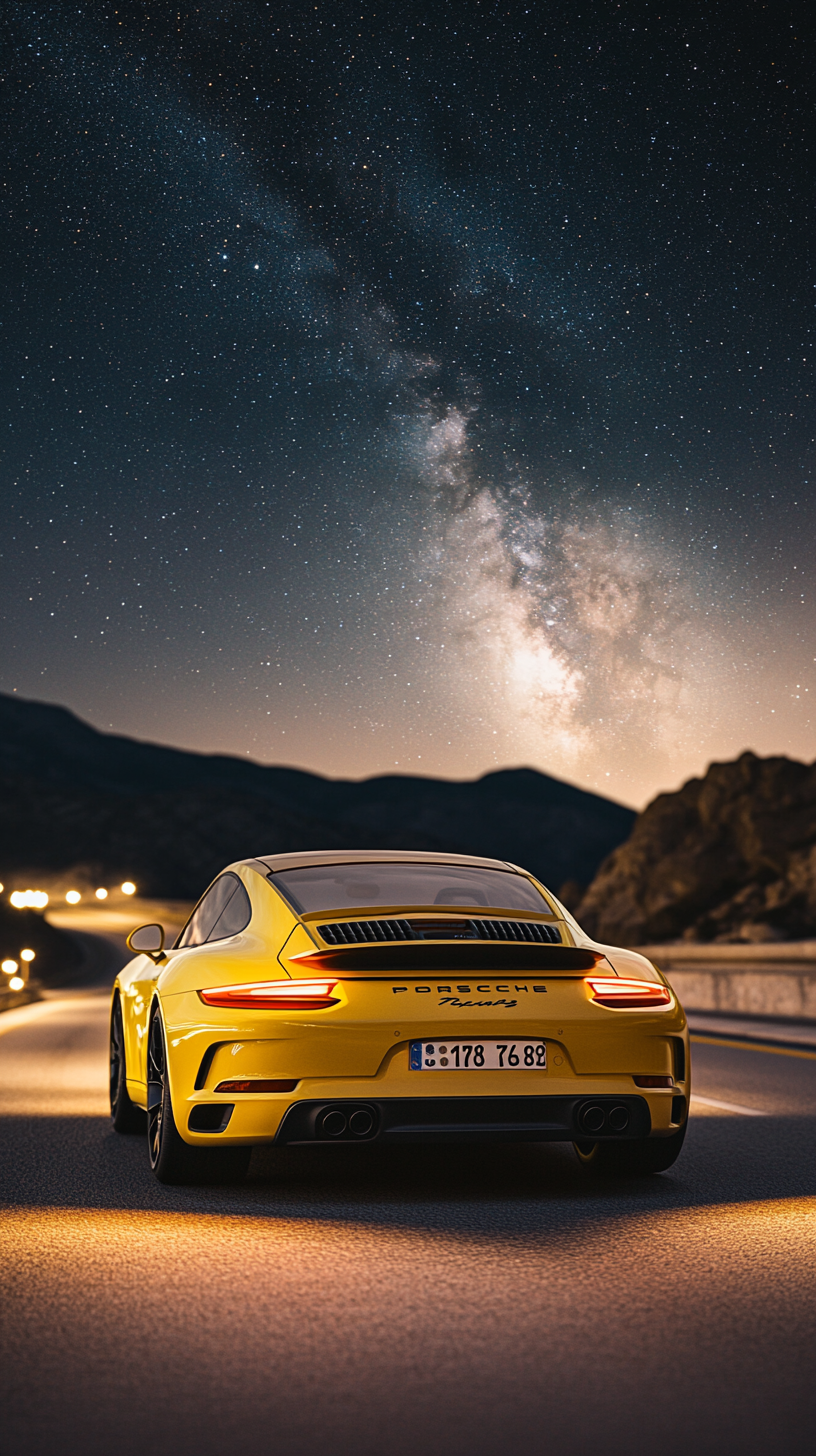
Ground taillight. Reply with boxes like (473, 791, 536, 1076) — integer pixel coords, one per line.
(586, 976, 672, 1008)
(199, 979, 340, 1009)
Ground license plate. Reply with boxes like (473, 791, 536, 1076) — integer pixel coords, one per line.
(410, 1039, 546, 1071)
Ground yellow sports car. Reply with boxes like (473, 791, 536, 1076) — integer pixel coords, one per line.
(111, 850, 689, 1183)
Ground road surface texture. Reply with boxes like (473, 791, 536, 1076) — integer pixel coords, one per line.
(2, 946, 816, 1456)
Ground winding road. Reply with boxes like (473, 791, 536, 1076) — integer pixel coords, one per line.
(2, 942, 816, 1456)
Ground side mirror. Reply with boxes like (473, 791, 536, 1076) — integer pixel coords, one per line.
(126, 923, 166, 963)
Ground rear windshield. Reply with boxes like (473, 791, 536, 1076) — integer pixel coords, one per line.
(270, 863, 552, 915)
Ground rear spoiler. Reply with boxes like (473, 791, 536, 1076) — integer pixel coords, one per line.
(288, 944, 608, 974)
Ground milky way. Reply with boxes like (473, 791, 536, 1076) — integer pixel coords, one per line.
(1, 3, 812, 804)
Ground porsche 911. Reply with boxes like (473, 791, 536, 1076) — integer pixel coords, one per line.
(110, 850, 689, 1183)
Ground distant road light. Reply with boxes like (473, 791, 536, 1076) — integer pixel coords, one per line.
(9, 976, 24, 991)
(66, 891, 81, 904)
(95, 888, 109, 901)
(2, 959, 19, 974)
(121, 882, 136, 896)
(10, 890, 49, 909)
(20, 949, 36, 962)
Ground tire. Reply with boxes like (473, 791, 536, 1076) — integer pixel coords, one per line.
(147, 1008, 251, 1186)
(110, 994, 146, 1133)
(574, 1120, 687, 1175)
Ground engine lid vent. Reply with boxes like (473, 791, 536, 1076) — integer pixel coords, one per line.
(318, 917, 562, 946)
(319, 918, 415, 945)
(469, 919, 561, 944)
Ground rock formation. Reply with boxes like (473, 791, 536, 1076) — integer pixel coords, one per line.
(578, 751, 816, 944)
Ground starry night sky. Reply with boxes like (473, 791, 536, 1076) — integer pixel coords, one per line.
(2, 1, 812, 806)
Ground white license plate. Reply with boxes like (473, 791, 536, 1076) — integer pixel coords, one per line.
(410, 1039, 546, 1071)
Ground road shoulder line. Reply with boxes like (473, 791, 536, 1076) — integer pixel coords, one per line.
(690, 1031, 816, 1060)
(690, 1093, 768, 1117)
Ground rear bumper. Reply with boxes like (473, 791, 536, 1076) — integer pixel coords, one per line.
(273, 1093, 659, 1145)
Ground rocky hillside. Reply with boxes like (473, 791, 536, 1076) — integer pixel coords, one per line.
(0, 693, 635, 900)
(578, 751, 816, 944)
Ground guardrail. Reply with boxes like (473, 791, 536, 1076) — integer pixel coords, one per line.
(637, 943, 816, 1022)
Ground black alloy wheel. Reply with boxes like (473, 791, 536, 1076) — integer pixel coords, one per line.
(110, 994, 145, 1133)
(146, 1009, 169, 1171)
(573, 1119, 687, 1175)
(147, 1007, 250, 1186)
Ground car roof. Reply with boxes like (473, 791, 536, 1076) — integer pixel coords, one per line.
(247, 849, 526, 875)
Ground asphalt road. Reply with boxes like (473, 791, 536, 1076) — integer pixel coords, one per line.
(2, 953, 816, 1456)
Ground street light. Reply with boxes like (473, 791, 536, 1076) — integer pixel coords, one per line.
(95, 888, 108, 901)
(10, 890, 49, 909)
(1, 958, 24, 990)
(66, 891, 81, 904)
(121, 882, 136, 895)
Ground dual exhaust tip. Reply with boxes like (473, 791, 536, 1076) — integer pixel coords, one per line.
(318, 1105, 377, 1140)
(318, 1101, 632, 1141)
(578, 1102, 630, 1135)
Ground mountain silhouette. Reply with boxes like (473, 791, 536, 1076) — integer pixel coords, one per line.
(0, 693, 635, 900)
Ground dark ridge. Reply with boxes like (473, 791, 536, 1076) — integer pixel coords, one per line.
(0, 693, 635, 900)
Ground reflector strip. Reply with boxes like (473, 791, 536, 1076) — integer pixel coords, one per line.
(199, 979, 339, 1009)
(586, 976, 672, 1008)
(633, 1075, 674, 1088)
(214, 1078, 298, 1093)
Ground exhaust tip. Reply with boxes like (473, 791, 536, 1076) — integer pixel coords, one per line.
(608, 1105, 630, 1133)
(315, 1104, 378, 1140)
(578, 1103, 606, 1135)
